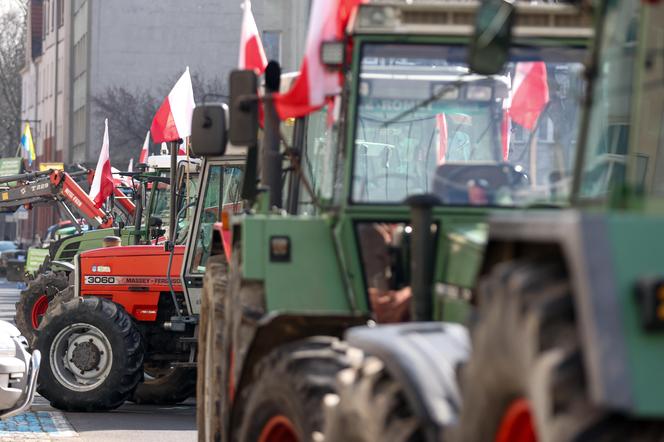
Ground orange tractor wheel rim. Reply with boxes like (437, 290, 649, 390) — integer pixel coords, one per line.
(31, 295, 49, 329)
(495, 398, 537, 442)
(258, 415, 298, 442)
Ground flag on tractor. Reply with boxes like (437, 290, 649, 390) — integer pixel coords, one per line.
(274, 0, 365, 119)
(509, 62, 550, 130)
(151, 67, 195, 143)
(239, 0, 267, 74)
(89, 119, 114, 208)
(139, 131, 150, 163)
(20, 123, 36, 166)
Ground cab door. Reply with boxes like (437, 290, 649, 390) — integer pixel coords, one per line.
(181, 156, 244, 315)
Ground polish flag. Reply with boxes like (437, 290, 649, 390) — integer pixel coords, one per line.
(509, 62, 549, 130)
(275, 0, 365, 119)
(139, 131, 150, 163)
(239, 0, 267, 73)
(90, 119, 114, 208)
(127, 158, 134, 173)
(151, 67, 195, 143)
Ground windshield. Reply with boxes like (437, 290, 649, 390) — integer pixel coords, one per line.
(352, 43, 586, 206)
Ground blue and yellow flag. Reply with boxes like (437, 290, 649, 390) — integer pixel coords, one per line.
(20, 123, 36, 166)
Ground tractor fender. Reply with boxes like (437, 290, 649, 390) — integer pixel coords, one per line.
(344, 322, 470, 435)
(49, 260, 75, 274)
(235, 313, 368, 402)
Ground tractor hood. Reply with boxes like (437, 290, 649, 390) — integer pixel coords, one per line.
(80, 244, 185, 259)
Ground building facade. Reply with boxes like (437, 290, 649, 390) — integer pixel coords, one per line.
(19, 0, 308, 242)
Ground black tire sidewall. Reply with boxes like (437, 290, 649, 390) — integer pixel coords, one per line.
(132, 367, 196, 405)
(239, 375, 310, 442)
(36, 297, 143, 411)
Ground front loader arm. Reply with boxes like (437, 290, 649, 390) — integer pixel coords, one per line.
(53, 171, 114, 229)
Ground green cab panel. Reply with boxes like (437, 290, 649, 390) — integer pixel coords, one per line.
(241, 215, 354, 314)
(606, 214, 664, 416)
(52, 228, 120, 263)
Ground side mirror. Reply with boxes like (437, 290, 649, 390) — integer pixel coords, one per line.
(468, 0, 516, 75)
(191, 103, 228, 157)
(229, 70, 259, 147)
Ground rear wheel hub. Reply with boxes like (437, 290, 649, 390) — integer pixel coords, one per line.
(50, 323, 114, 391)
(71, 340, 102, 372)
(258, 415, 298, 442)
(31, 295, 49, 329)
(496, 398, 537, 442)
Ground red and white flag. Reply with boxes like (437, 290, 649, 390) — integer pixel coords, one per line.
(127, 158, 134, 173)
(275, 0, 364, 119)
(139, 131, 150, 163)
(151, 67, 195, 143)
(90, 119, 114, 208)
(239, 0, 267, 73)
(509, 62, 549, 130)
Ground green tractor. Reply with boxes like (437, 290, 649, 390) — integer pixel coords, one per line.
(14, 155, 200, 344)
(322, 0, 664, 441)
(196, 1, 591, 441)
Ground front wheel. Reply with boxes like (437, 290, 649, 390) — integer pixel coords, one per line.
(36, 296, 144, 411)
(131, 365, 196, 405)
(233, 337, 350, 442)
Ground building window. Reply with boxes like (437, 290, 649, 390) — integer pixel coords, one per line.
(51, 0, 55, 32)
(58, 0, 64, 27)
(43, 1, 48, 38)
(263, 31, 281, 63)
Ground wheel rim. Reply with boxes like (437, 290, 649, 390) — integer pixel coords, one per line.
(49, 322, 114, 392)
(258, 415, 298, 442)
(496, 398, 537, 442)
(31, 295, 49, 329)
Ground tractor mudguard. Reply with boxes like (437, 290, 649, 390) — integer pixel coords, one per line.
(235, 313, 369, 401)
(344, 322, 469, 436)
(49, 261, 75, 273)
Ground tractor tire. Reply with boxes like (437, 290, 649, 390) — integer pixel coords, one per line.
(197, 254, 229, 441)
(233, 337, 350, 442)
(35, 296, 144, 411)
(132, 366, 196, 405)
(450, 260, 608, 442)
(323, 350, 422, 442)
(15, 271, 69, 345)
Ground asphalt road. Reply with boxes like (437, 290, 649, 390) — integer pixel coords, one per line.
(0, 280, 197, 441)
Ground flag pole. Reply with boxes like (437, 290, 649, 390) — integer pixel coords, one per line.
(169, 140, 179, 242)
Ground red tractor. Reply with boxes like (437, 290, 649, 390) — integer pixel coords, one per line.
(34, 109, 246, 410)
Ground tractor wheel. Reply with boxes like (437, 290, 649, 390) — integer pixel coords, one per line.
(197, 254, 229, 441)
(233, 337, 350, 442)
(15, 271, 69, 345)
(35, 296, 144, 411)
(323, 351, 422, 442)
(450, 260, 605, 442)
(131, 365, 196, 405)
